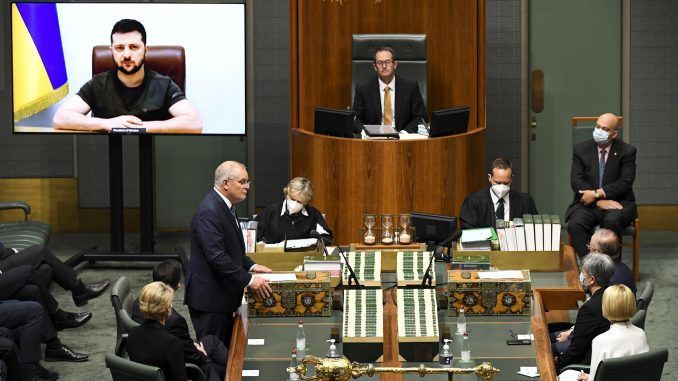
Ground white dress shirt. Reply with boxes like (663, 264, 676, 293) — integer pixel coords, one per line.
(489, 188, 510, 222)
(378, 77, 396, 126)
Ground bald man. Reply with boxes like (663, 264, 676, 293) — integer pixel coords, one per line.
(185, 161, 272, 348)
(566, 113, 637, 258)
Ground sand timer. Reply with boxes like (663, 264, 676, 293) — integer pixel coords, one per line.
(398, 213, 412, 244)
(363, 214, 376, 245)
(381, 214, 394, 244)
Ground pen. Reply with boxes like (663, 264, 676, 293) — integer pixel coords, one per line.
(509, 329, 518, 340)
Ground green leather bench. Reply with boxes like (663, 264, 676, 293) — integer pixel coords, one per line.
(0, 201, 51, 250)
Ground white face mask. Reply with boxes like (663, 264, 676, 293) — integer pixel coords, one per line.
(491, 184, 510, 199)
(593, 128, 611, 145)
(286, 198, 304, 214)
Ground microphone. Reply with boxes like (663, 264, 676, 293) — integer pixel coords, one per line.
(309, 230, 330, 257)
(434, 230, 462, 262)
(310, 230, 361, 288)
(421, 230, 462, 287)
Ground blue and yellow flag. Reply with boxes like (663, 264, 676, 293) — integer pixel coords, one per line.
(12, 3, 68, 122)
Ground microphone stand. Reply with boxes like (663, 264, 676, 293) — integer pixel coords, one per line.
(311, 231, 361, 288)
(420, 251, 436, 287)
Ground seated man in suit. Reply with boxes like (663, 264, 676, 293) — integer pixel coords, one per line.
(53, 18, 202, 133)
(588, 228, 636, 294)
(566, 113, 637, 258)
(0, 301, 60, 381)
(352, 46, 426, 134)
(553, 253, 614, 371)
(132, 260, 225, 381)
(0, 241, 109, 307)
(460, 158, 538, 229)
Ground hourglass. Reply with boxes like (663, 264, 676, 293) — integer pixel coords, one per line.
(363, 214, 376, 245)
(398, 213, 412, 244)
(381, 214, 394, 244)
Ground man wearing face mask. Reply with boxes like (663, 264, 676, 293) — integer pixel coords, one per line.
(566, 113, 637, 259)
(460, 158, 538, 229)
(255, 177, 333, 244)
(553, 253, 614, 371)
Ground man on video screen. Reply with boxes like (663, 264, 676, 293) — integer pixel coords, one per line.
(53, 19, 202, 133)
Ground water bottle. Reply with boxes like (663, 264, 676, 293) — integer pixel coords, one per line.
(460, 332, 471, 363)
(439, 339, 453, 368)
(288, 349, 299, 381)
(457, 307, 467, 333)
(296, 319, 306, 354)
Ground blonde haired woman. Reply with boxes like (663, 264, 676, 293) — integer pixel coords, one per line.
(127, 281, 187, 381)
(559, 284, 649, 381)
(256, 177, 333, 244)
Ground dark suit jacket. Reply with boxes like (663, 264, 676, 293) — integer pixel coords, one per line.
(352, 74, 426, 133)
(566, 138, 637, 220)
(459, 188, 538, 229)
(132, 299, 209, 367)
(558, 287, 611, 369)
(185, 190, 255, 314)
(610, 261, 636, 294)
(127, 320, 187, 381)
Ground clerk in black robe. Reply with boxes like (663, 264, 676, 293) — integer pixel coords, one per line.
(255, 177, 333, 244)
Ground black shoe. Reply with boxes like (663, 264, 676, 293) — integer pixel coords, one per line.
(21, 363, 59, 381)
(72, 279, 110, 307)
(35, 363, 59, 380)
(44, 344, 89, 362)
(52, 311, 92, 330)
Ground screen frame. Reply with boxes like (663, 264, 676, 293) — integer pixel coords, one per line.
(430, 105, 470, 138)
(411, 211, 458, 246)
(9, 0, 248, 137)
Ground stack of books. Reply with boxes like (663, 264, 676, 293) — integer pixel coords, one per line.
(459, 227, 495, 251)
(496, 214, 561, 251)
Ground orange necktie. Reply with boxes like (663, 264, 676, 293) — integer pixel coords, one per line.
(383, 86, 393, 126)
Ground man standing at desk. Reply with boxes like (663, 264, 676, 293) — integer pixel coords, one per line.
(566, 113, 637, 258)
(53, 19, 202, 133)
(185, 161, 272, 348)
(352, 46, 426, 134)
(460, 158, 538, 229)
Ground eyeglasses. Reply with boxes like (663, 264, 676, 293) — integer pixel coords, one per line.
(228, 178, 251, 186)
(586, 244, 600, 253)
(375, 60, 394, 67)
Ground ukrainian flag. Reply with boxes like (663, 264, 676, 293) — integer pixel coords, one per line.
(12, 3, 68, 122)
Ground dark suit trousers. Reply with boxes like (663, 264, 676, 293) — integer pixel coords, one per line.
(0, 301, 45, 365)
(201, 334, 228, 378)
(189, 308, 234, 352)
(567, 203, 636, 258)
(0, 246, 77, 291)
(0, 328, 21, 381)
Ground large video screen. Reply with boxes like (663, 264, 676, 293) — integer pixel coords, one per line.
(11, 2, 246, 135)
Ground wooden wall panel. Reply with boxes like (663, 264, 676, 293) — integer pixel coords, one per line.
(290, 0, 485, 132)
(292, 128, 486, 244)
(0, 178, 139, 233)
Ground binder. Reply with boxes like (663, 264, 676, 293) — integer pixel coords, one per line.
(496, 220, 508, 251)
(505, 222, 518, 251)
(542, 214, 552, 251)
(523, 214, 535, 251)
(533, 214, 544, 251)
(550, 215, 561, 251)
(514, 218, 527, 251)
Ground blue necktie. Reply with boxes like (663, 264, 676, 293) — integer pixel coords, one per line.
(599, 149, 606, 188)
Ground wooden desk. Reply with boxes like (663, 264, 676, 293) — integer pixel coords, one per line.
(291, 128, 486, 244)
(227, 245, 584, 381)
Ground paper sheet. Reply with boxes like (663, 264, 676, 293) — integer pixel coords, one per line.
(256, 273, 297, 282)
(477, 270, 524, 279)
(285, 238, 318, 249)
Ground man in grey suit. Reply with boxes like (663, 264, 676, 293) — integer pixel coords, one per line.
(185, 161, 272, 348)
